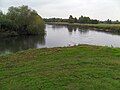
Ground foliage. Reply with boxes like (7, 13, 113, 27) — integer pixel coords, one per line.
(0, 5, 45, 37)
(68, 15, 74, 23)
(105, 19, 112, 24)
(44, 15, 120, 24)
(44, 18, 68, 22)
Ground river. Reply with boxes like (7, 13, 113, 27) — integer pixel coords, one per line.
(0, 24, 120, 55)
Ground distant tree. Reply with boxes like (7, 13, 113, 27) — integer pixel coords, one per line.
(74, 17, 78, 23)
(114, 20, 119, 24)
(79, 15, 84, 23)
(84, 17, 91, 23)
(78, 15, 99, 24)
(79, 16, 91, 24)
(90, 19, 99, 24)
(106, 19, 112, 24)
(0, 10, 3, 17)
(68, 15, 74, 23)
(44, 15, 104, 24)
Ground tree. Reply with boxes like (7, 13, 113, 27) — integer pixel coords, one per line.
(68, 15, 74, 23)
(74, 17, 78, 23)
(106, 19, 112, 24)
(114, 20, 119, 24)
(90, 19, 99, 24)
(79, 16, 91, 24)
(6, 5, 45, 35)
(0, 6, 45, 37)
(0, 10, 3, 17)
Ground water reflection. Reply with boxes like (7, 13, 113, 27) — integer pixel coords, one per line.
(67, 25, 89, 35)
(52, 25, 65, 29)
(0, 35, 45, 55)
(46, 24, 120, 48)
(67, 25, 77, 35)
(1, 24, 120, 55)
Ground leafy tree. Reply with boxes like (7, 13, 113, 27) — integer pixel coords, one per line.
(106, 19, 112, 24)
(90, 19, 99, 24)
(0, 5, 46, 36)
(0, 6, 45, 37)
(79, 16, 91, 24)
(0, 10, 3, 17)
(74, 17, 78, 23)
(69, 15, 74, 23)
(114, 20, 120, 24)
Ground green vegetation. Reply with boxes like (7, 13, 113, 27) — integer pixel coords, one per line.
(68, 15, 99, 24)
(47, 22, 120, 33)
(0, 6, 45, 37)
(44, 15, 120, 24)
(0, 45, 120, 89)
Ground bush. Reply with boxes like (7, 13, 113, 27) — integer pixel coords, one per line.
(0, 5, 45, 36)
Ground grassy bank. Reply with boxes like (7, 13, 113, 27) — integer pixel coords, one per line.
(47, 22, 120, 32)
(0, 45, 120, 90)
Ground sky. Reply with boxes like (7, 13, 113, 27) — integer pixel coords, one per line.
(0, 0, 120, 21)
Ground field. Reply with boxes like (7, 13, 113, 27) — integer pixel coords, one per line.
(0, 45, 120, 90)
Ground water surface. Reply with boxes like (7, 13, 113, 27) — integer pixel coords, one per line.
(0, 24, 120, 55)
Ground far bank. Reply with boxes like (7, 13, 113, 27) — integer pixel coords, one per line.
(47, 22, 120, 34)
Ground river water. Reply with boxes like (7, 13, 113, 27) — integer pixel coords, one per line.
(0, 24, 120, 55)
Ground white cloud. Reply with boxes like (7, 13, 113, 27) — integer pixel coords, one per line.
(0, 0, 120, 20)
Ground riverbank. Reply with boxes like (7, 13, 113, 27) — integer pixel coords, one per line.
(0, 45, 120, 89)
(47, 22, 120, 33)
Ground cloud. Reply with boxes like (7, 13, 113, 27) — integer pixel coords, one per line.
(0, 0, 120, 20)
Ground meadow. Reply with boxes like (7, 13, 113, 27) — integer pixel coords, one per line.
(0, 45, 120, 90)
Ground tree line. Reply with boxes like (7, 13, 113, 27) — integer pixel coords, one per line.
(0, 5, 45, 37)
(68, 15, 99, 24)
(44, 15, 120, 24)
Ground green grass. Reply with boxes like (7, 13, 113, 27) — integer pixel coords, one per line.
(0, 45, 120, 90)
(47, 22, 120, 31)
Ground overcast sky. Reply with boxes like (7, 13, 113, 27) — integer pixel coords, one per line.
(0, 0, 120, 20)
